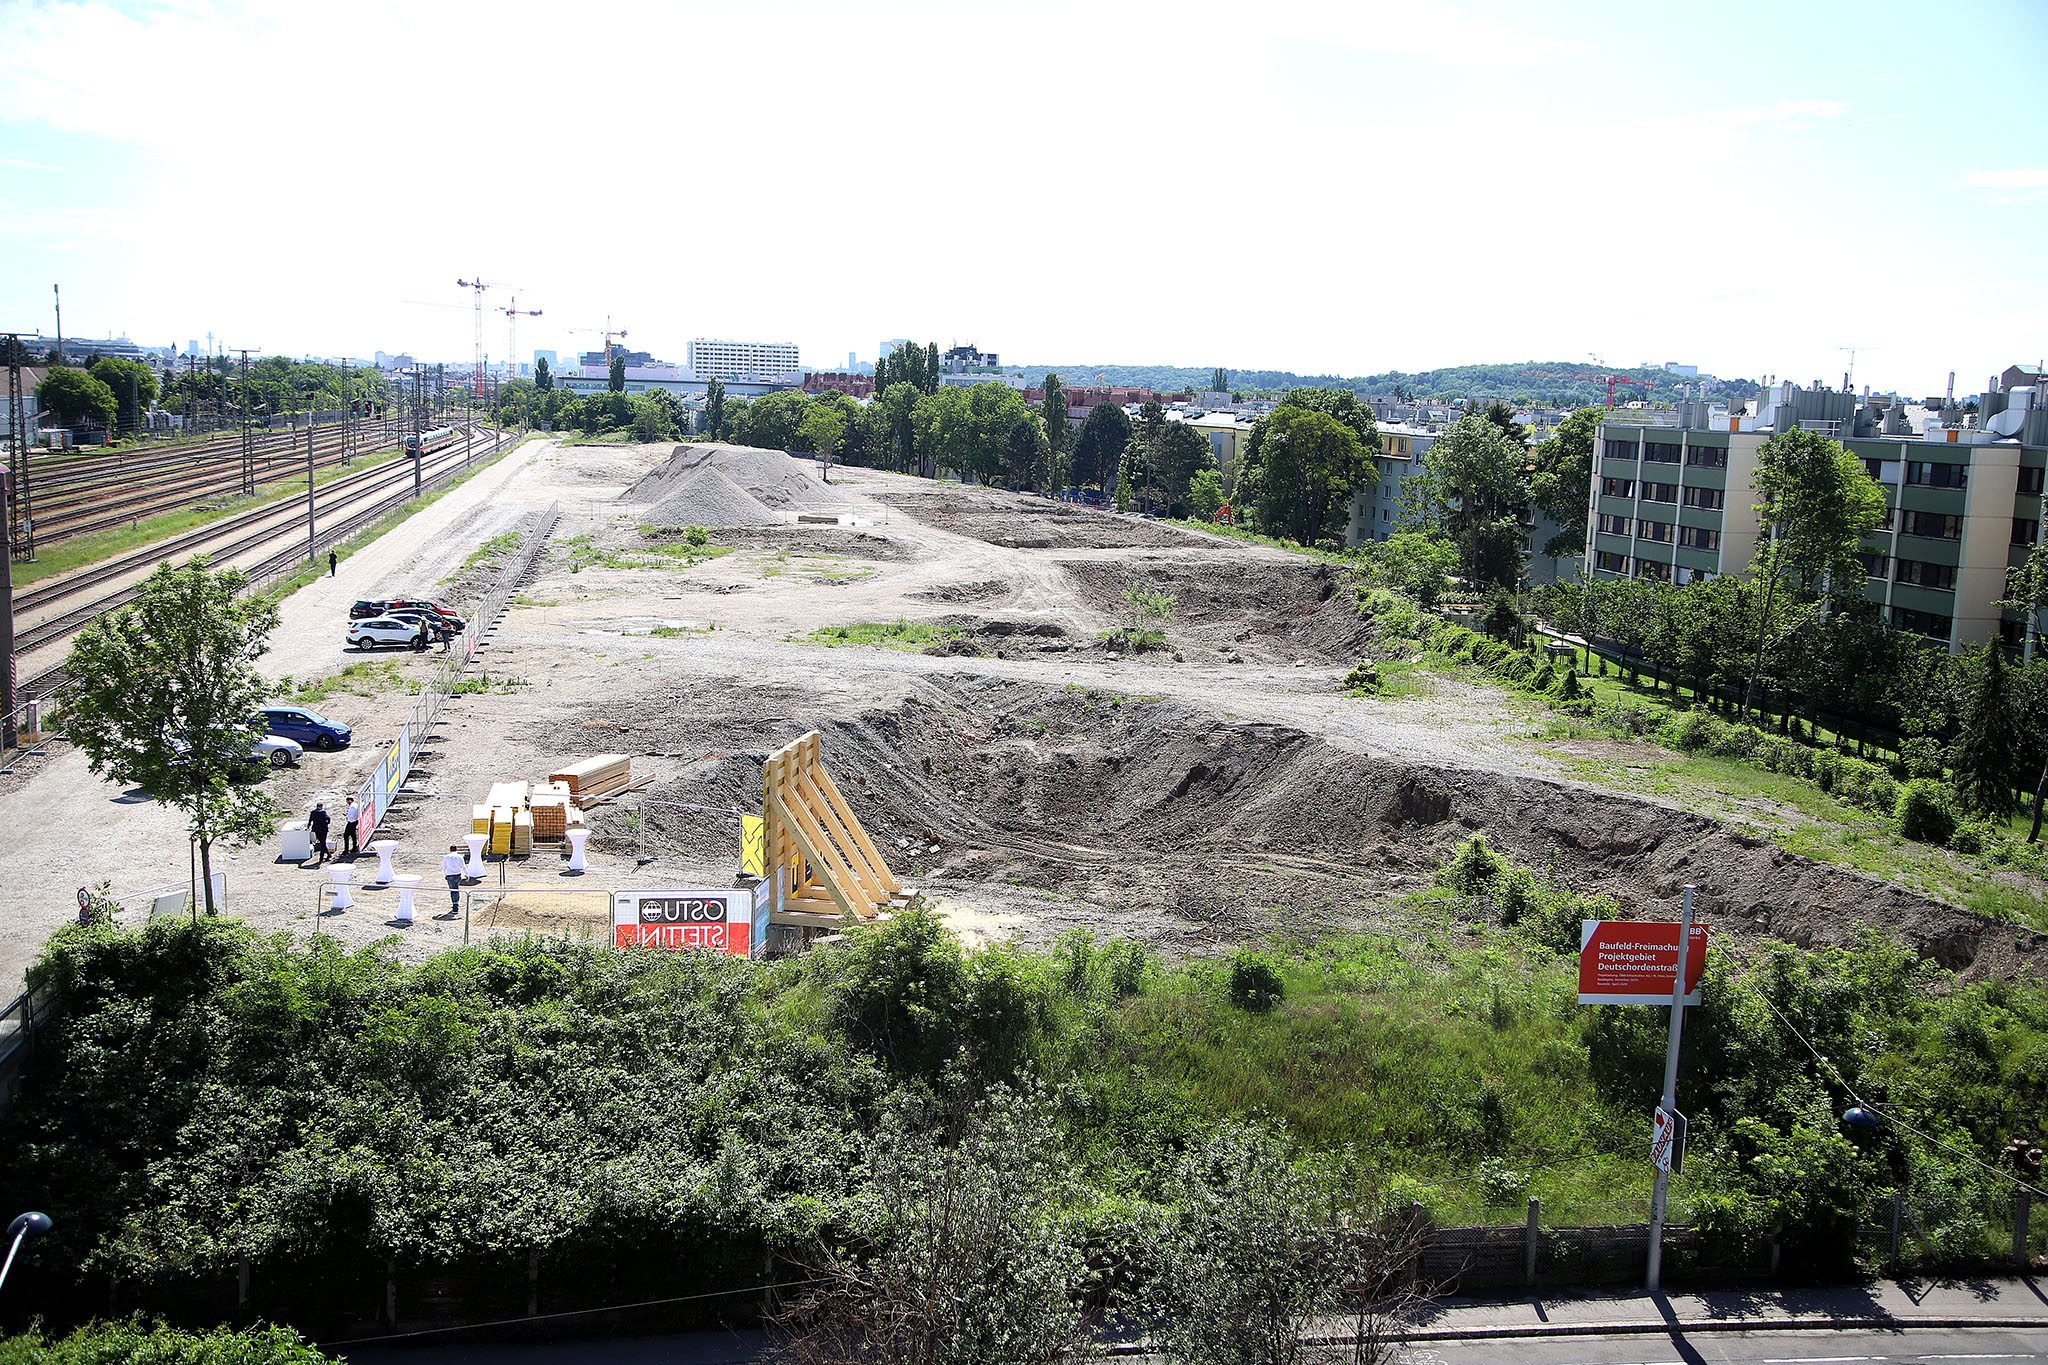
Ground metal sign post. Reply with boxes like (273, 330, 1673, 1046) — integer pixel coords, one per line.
(1645, 883, 1696, 1292)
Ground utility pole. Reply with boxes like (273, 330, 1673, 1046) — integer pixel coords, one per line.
(233, 349, 258, 495)
(412, 370, 425, 498)
(4, 334, 33, 562)
(1, 467, 13, 752)
(1644, 884, 1697, 1293)
(306, 393, 317, 563)
(51, 285, 61, 364)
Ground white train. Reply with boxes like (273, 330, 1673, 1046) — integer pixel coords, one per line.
(403, 425, 460, 455)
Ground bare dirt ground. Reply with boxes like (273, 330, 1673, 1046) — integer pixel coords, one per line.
(0, 441, 2036, 991)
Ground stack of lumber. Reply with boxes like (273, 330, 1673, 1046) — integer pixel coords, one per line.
(549, 754, 632, 808)
(528, 781, 573, 841)
(472, 805, 492, 835)
(511, 809, 533, 856)
(489, 806, 517, 854)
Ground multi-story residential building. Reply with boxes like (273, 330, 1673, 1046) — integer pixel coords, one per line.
(687, 338, 801, 383)
(942, 343, 997, 373)
(1345, 423, 1438, 545)
(1579, 375, 2048, 652)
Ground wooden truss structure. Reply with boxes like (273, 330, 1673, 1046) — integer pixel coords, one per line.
(762, 732, 906, 924)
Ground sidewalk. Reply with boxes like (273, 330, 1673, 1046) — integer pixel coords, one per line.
(1401, 1275, 2048, 1339)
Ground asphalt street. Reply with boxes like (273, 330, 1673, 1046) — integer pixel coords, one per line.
(1396, 1326, 2048, 1364)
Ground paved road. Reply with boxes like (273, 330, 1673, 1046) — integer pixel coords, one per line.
(1397, 1326, 2048, 1364)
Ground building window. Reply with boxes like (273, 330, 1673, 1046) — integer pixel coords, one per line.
(1597, 513, 1632, 536)
(1603, 439, 1639, 460)
(1892, 606, 1952, 641)
(1904, 461, 1968, 489)
(1682, 486, 1725, 510)
(1642, 442, 1681, 464)
(1601, 476, 1635, 498)
(1636, 558, 1671, 581)
(1857, 552, 1889, 579)
(1900, 510, 1962, 540)
(2016, 519, 2040, 546)
(1637, 520, 1673, 543)
(1641, 482, 1679, 504)
(1684, 446, 1728, 468)
(1677, 526, 1720, 551)
(2002, 619, 2025, 648)
(1595, 551, 1629, 573)
(1894, 559, 1957, 591)
(2019, 466, 2044, 495)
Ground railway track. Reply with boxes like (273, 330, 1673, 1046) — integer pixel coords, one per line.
(15, 427, 519, 695)
(17, 418, 425, 546)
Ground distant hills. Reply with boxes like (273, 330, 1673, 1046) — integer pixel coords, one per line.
(1015, 361, 1758, 409)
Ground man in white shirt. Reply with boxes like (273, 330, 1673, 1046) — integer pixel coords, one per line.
(342, 799, 362, 857)
(441, 845, 468, 914)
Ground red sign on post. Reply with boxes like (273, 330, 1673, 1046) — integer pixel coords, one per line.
(1578, 920, 1707, 1005)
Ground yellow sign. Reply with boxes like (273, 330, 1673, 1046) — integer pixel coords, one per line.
(741, 815, 765, 878)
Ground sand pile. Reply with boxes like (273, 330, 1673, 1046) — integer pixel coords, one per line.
(628, 443, 853, 525)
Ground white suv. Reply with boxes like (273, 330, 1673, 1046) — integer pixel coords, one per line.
(346, 616, 425, 650)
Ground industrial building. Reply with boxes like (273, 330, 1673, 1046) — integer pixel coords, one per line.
(1579, 373, 2048, 652)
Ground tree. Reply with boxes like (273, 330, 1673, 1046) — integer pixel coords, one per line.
(1001, 413, 1047, 490)
(1209, 367, 1229, 393)
(732, 388, 814, 451)
(36, 366, 117, 429)
(534, 355, 553, 391)
(1400, 413, 1530, 590)
(874, 382, 921, 473)
(912, 383, 1029, 484)
(1739, 429, 1887, 720)
(1478, 398, 1527, 445)
(1238, 405, 1373, 544)
(1188, 468, 1225, 521)
(1146, 420, 1214, 515)
(630, 391, 682, 442)
(704, 378, 727, 440)
(800, 404, 847, 482)
(89, 357, 158, 433)
(60, 558, 284, 916)
(1999, 541, 2048, 839)
(1949, 643, 2022, 818)
(1373, 530, 1458, 606)
(1530, 406, 1600, 559)
(1038, 373, 1067, 490)
(1071, 402, 1131, 490)
(607, 350, 626, 393)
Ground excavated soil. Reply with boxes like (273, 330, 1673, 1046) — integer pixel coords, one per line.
(584, 673, 2041, 978)
(1062, 556, 1378, 663)
(863, 482, 1208, 549)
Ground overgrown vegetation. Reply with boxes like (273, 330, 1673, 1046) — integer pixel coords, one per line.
(806, 619, 958, 650)
(0, 1318, 336, 1364)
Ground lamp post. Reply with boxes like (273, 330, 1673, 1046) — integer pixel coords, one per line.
(0, 1211, 52, 1291)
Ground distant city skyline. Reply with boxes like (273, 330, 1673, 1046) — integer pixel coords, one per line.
(1, 0, 2041, 398)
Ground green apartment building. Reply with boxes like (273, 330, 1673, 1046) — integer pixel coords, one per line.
(1580, 375, 2048, 652)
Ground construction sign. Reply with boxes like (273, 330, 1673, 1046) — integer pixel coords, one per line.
(740, 815, 765, 878)
(1651, 1106, 1688, 1173)
(613, 890, 756, 957)
(762, 731, 907, 923)
(1578, 920, 1708, 1006)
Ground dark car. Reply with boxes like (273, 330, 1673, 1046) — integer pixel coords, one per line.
(384, 606, 464, 637)
(254, 705, 352, 752)
(349, 600, 388, 620)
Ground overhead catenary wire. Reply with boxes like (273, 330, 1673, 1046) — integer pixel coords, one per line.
(321, 1274, 830, 1347)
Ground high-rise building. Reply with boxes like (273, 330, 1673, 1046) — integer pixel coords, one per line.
(532, 348, 558, 373)
(687, 338, 801, 382)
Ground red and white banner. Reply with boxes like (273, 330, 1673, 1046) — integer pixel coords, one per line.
(1578, 920, 1707, 1006)
(612, 890, 753, 958)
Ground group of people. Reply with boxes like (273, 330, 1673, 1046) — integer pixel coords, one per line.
(304, 800, 468, 913)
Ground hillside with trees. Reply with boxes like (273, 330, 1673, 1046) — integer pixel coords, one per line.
(1017, 360, 1757, 408)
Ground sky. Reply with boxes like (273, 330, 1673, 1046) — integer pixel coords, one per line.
(0, 0, 2042, 397)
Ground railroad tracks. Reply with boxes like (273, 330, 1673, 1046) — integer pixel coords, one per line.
(14, 427, 521, 696)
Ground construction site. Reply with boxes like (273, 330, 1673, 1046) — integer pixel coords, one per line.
(0, 434, 2033, 991)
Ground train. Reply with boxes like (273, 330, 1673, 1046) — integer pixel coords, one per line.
(404, 425, 460, 456)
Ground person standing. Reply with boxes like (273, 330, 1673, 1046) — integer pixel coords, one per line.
(412, 623, 428, 653)
(441, 845, 467, 915)
(342, 797, 361, 856)
(307, 802, 332, 866)
(327, 550, 337, 577)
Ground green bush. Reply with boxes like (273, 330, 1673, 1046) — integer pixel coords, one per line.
(1529, 663, 1556, 692)
(1669, 709, 1728, 753)
(1949, 820, 1986, 855)
(683, 524, 710, 546)
(0, 1318, 336, 1363)
(1900, 735, 1945, 780)
(1556, 670, 1583, 701)
(1227, 950, 1284, 1012)
(1896, 777, 1958, 846)
(1438, 834, 1506, 896)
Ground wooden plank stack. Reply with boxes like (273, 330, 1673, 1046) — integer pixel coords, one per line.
(528, 781, 573, 840)
(548, 754, 632, 808)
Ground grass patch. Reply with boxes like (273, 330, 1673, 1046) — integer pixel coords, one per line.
(450, 674, 528, 695)
(276, 660, 414, 704)
(649, 623, 716, 639)
(805, 619, 958, 650)
(442, 531, 522, 583)
(562, 532, 735, 573)
(18, 446, 407, 588)
(1162, 517, 1358, 566)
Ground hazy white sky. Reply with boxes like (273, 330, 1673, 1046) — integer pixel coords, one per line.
(0, 0, 2042, 395)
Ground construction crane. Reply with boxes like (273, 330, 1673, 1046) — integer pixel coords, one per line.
(567, 318, 629, 371)
(496, 296, 542, 383)
(1518, 367, 1650, 408)
(456, 277, 518, 395)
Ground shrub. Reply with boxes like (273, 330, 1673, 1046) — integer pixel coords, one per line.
(1900, 735, 1945, 780)
(1342, 661, 1381, 693)
(1556, 670, 1583, 702)
(1669, 709, 1727, 753)
(1897, 778, 1957, 846)
(1438, 834, 1506, 896)
(1227, 949, 1284, 1012)
(1948, 820, 1986, 855)
(1529, 663, 1556, 692)
(1494, 653, 1534, 683)
(683, 523, 709, 546)
(0, 1319, 338, 1363)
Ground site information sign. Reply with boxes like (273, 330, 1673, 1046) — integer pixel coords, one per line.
(613, 889, 756, 957)
(1578, 920, 1708, 1005)
(1650, 1107, 1687, 1173)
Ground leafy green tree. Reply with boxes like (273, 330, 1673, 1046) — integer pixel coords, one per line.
(1479, 398, 1527, 444)
(912, 383, 1031, 485)
(607, 350, 626, 393)
(1209, 367, 1229, 393)
(1187, 468, 1225, 521)
(1949, 643, 2022, 818)
(60, 559, 284, 915)
(629, 390, 682, 442)
(1001, 413, 1047, 490)
(1373, 530, 1459, 606)
(874, 382, 921, 473)
(1530, 405, 1600, 558)
(89, 357, 158, 432)
(799, 403, 846, 481)
(1739, 428, 1887, 720)
(1401, 413, 1530, 590)
(1237, 405, 1372, 543)
(704, 377, 726, 439)
(1038, 372, 1067, 489)
(36, 366, 117, 429)
(1071, 402, 1130, 490)
(731, 388, 815, 451)
(534, 355, 553, 391)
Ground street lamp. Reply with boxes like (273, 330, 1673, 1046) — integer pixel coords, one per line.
(0, 1211, 52, 1291)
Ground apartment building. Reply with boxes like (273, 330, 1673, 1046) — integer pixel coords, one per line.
(1579, 375, 2048, 651)
(686, 338, 801, 383)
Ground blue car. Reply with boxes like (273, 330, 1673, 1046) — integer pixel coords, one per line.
(254, 705, 352, 752)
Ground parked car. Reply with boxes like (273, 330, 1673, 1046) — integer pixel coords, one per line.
(254, 706, 352, 752)
(347, 616, 427, 650)
(383, 607, 463, 638)
(166, 732, 301, 775)
(349, 600, 388, 620)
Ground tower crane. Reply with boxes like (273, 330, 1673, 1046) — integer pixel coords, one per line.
(496, 296, 542, 382)
(567, 318, 629, 371)
(1517, 367, 1650, 408)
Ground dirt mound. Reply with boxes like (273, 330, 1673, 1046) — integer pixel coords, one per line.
(689, 525, 916, 561)
(865, 483, 1204, 549)
(626, 443, 853, 524)
(1062, 556, 1374, 663)
(646, 467, 782, 527)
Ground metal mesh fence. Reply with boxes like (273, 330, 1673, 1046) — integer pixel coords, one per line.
(463, 887, 613, 945)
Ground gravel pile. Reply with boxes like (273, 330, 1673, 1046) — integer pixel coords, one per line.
(627, 443, 852, 524)
(644, 467, 783, 527)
